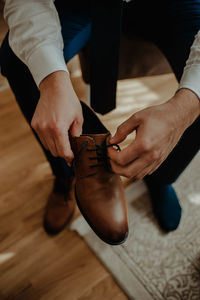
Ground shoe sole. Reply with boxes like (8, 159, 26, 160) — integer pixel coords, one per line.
(74, 184, 128, 245)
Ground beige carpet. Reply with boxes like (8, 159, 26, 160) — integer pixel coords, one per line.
(71, 75, 200, 299)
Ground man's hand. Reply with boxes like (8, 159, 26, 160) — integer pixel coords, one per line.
(108, 89, 200, 180)
(31, 71, 83, 165)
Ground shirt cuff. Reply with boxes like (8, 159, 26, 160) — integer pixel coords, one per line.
(178, 65, 200, 100)
(26, 45, 69, 87)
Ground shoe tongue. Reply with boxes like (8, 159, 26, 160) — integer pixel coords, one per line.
(70, 132, 111, 179)
(86, 133, 111, 146)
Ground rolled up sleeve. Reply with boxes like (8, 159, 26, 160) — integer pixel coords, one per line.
(4, 0, 68, 87)
(178, 31, 200, 100)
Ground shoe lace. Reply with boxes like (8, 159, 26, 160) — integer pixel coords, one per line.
(76, 140, 121, 168)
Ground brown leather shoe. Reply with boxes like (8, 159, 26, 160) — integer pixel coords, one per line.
(43, 176, 76, 234)
(70, 133, 129, 245)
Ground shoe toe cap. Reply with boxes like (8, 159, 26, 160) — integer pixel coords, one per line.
(96, 221, 129, 245)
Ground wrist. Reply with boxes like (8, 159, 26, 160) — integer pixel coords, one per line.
(167, 88, 200, 129)
(39, 70, 72, 95)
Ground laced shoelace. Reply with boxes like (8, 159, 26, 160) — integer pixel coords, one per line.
(75, 140, 121, 168)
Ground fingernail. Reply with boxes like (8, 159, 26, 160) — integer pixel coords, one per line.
(75, 132, 81, 137)
(65, 160, 71, 167)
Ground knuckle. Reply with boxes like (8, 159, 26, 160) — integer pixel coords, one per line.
(59, 151, 68, 159)
(51, 151, 58, 158)
(151, 150, 159, 160)
(125, 170, 133, 179)
(64, 152, 74, 161)
(117, 125, 124, 135)
(140, 139, 151, 152)
(50, 122, 60, 133)
(135, 175, 140, 180)
(63, 156, 71, 162)
(31, 119, 37, 129)
(131, 113, 138, 122)
(136, 173, 144, 180)
(154, 162, 161, 172)
(61, 151, 72, 160)
(39, 122, 47, 131)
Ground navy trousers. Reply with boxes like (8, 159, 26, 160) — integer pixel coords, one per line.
(0, 0, 200, 184)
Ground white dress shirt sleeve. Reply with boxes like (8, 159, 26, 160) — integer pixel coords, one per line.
(179, 30, 200, 100)
(4, 0, 68, 87)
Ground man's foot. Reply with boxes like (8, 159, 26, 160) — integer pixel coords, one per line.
(43, 176, 76, 234)
(144, 178, 182, 231)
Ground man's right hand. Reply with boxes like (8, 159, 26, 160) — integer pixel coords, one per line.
(31, 70, 83, 166)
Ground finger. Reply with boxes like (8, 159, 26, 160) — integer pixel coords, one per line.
(53, 129, 74, 164)
(70, 116, 83, 137)
(148, 159, 163, 175)
(110, 154, 150, 179)
(35, 128, 49, 150)
(135, 165, 153, 180)
(44, 129, 59, 157)
(138, 151, 166, 178)
(108, 139, 140, 166)
(146, 146, 170, 176)
(110, 114, 140, 144)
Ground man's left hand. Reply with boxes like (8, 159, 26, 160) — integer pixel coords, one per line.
(108, 89, 200, 180)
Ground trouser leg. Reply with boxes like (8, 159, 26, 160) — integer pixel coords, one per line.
(0, 9, 91, 179)
(147, 0, 200, 184)
(0, 34, 74, 178)
(123, 0, 200, 184)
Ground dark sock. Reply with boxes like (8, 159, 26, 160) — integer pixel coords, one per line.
(54, 176, 74, 194)
(144, 178, 182, 231)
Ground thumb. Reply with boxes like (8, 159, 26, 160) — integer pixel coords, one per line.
(110, 114, 140, 144)
(70, 119, 83, 137)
